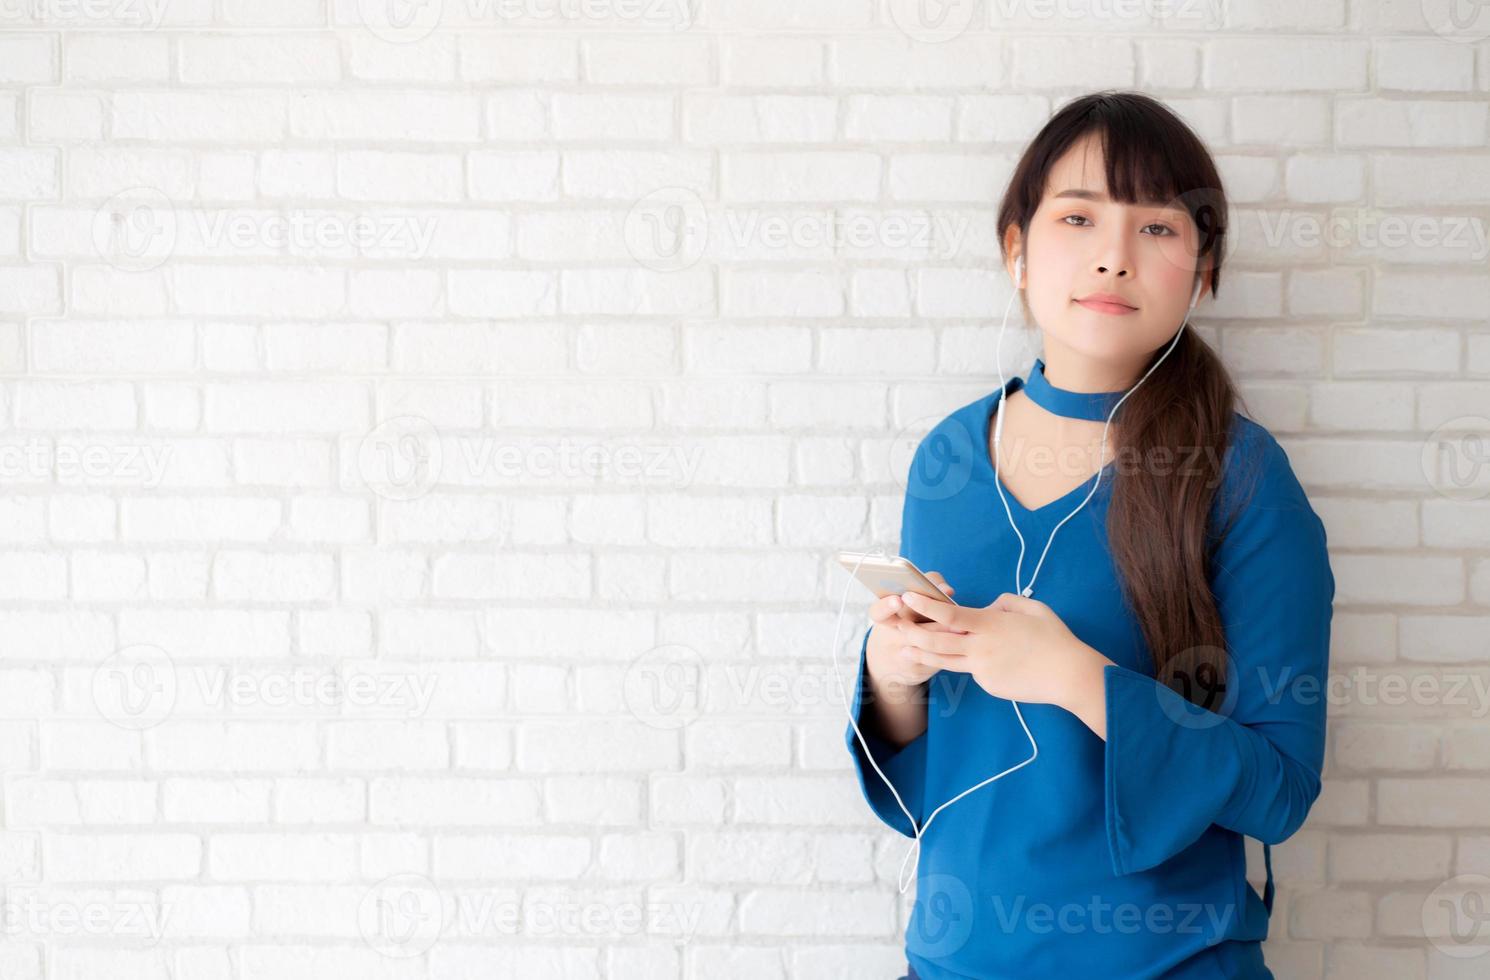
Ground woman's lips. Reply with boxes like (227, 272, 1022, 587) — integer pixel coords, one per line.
(1074, 298, 1138, 315)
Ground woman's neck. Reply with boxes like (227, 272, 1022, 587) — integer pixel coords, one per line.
(1040, 338, 1142, 394)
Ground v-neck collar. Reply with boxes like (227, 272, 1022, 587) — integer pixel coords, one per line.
(981, 374, 1114, 517)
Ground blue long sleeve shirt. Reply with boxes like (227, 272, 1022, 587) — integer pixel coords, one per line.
(846, 371, 1335, 979)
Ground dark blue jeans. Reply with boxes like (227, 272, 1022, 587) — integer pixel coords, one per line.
(896, 965, 920, 980)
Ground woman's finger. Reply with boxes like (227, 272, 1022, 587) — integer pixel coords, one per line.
(925, 571, 954, 594)
(901, 645, 971, 672)
(895, 606, 964, 628)
(898, 590, 965, 630)
(869, 593, 909, 624)
(899, 621, 970, 656)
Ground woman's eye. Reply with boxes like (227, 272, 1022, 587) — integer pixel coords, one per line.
(1062, 215, 1174, 236)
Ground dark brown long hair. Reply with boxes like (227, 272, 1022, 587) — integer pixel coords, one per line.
(996, 91, 1259, 709)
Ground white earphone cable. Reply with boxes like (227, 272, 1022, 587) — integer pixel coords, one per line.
(833, 547, 1040, 894)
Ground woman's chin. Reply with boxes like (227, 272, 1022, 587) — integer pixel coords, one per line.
(1049, 320, 1147, 355)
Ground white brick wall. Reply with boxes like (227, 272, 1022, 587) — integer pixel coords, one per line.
(1, 3, 1488, 978)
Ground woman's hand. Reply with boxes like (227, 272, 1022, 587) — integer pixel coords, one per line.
(893, 589, 1113, 709)
(864, 571, 962, 689)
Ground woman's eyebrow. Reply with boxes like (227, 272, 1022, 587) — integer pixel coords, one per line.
(1051, 188, 1186, 212)
(1053, 188, 1107, 201)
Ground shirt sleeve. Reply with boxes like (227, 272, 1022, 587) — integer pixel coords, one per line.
(1102, 425, 1335, 877)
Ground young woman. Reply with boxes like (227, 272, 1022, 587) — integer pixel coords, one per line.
(845, 92, 1335, 979)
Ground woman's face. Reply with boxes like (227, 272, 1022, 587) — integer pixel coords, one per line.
(1007, 133, 1211, 366)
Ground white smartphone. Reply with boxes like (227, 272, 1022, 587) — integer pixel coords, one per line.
(836, 551, 955, 624)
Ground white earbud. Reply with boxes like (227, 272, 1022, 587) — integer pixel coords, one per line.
(1189, 275, 1203, 311)
(1014, 255, 1024, 287)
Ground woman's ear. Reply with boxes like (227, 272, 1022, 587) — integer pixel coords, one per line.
(1003, 225, 1024, 288)
(1192, 262, 1214, 305)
